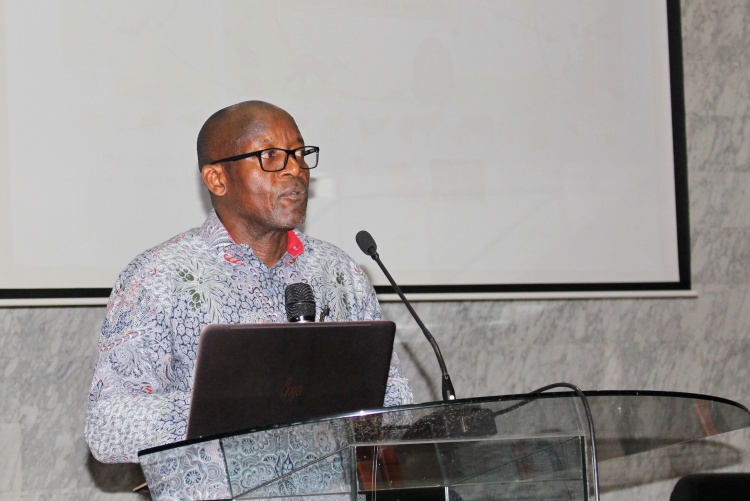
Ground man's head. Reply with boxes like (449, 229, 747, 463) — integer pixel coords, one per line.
(198, 101, 310, 244)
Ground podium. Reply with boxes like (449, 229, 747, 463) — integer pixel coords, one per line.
(138, 391, 750, 500)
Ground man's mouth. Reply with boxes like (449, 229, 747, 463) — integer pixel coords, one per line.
(280, 185, 308, 200)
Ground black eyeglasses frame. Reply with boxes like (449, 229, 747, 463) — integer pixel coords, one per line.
(209, 146, 320, 172)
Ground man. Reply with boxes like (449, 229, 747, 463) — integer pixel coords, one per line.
(85, 101, 413, 463)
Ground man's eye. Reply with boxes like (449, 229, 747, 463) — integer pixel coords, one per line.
(262, 149, 283, 159)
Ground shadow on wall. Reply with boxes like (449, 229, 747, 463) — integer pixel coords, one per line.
(86, 452, 147, 495)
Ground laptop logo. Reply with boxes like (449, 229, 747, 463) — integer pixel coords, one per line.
(281, 377, 304, 405)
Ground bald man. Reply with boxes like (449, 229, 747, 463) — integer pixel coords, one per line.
(85, 101, 413, 464)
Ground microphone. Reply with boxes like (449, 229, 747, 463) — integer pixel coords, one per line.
(285, 283, 316, 322)
(356, 230, 456, 401)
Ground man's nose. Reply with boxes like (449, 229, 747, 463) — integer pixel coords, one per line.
(281, 154, 303, 176)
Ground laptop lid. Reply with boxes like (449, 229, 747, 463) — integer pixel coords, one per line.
(186, 320, 396, 439)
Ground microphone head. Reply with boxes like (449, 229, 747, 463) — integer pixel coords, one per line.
(285, 283, 316, 322)
(356, 230, 378, 257)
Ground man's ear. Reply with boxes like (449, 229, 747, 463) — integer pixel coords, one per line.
(201, 164, 228, 197)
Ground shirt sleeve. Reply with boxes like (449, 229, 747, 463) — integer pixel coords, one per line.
(384, 350, 414, 407)
(85, 259, 188, 463)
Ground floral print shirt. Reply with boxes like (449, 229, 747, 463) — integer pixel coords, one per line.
(85, 210, 413, 463)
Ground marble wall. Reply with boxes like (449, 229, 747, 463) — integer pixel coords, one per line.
(1, 0, 749, 499)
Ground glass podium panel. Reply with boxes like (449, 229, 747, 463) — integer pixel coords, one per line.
(139, 391, 750, 501)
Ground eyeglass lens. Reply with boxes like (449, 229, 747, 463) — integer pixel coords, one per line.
(261, 147, 318, 172)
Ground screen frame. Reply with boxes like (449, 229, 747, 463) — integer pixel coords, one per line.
(0, 0, 691, 303)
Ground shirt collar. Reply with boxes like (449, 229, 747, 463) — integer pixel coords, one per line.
(200, 210, 305, 258)
(200, 210, 235, 251)
(286, 230, 304, 257)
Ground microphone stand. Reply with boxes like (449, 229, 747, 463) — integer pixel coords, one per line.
(361, 240, 456, 402)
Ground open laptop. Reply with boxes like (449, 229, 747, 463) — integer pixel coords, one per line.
(186, 320, 397, 439)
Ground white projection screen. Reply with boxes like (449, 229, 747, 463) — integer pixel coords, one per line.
(0, 0, 690, 304)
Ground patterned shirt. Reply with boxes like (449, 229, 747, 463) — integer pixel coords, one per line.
(85, 211, 413, 463)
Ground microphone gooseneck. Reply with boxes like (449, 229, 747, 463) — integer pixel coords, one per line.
(285, 283, 316, 322)
(356, 230, 456, 401)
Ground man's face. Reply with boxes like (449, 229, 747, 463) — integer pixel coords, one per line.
(218, 111, 310, 238)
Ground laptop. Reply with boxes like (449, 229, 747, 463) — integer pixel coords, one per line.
(186, 320, 397, 439)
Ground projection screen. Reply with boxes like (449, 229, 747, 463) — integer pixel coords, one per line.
(0, 0, 690, 304)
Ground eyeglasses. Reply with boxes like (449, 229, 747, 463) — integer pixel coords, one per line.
(210, 146, 320, 172)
